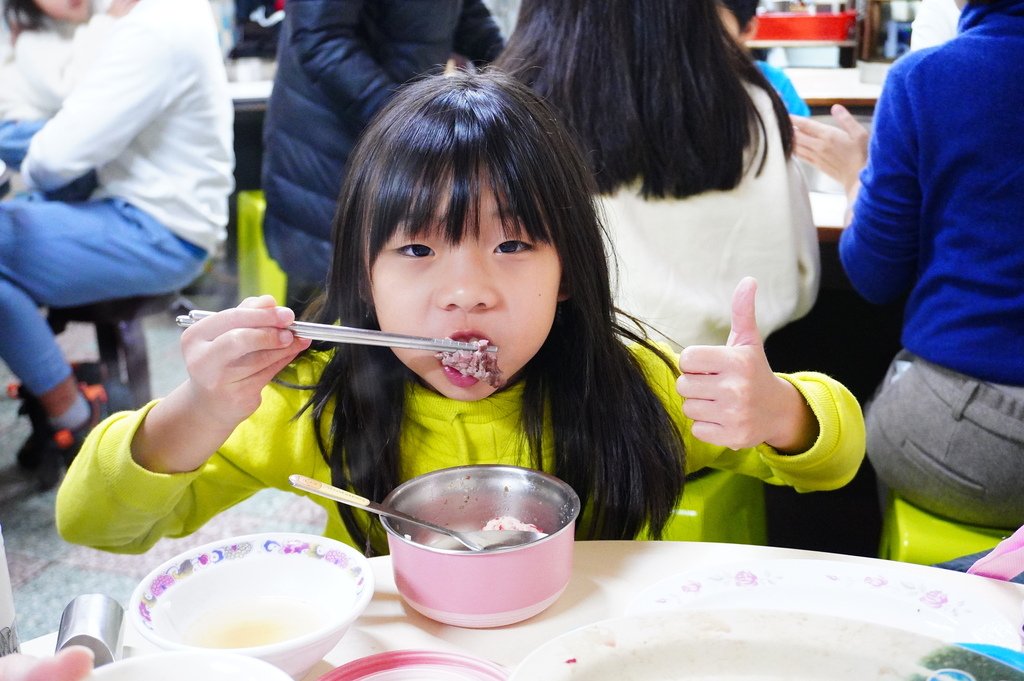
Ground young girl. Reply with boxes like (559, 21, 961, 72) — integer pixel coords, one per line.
(0, 0, 135, 166)
(55, 70, 865, 555)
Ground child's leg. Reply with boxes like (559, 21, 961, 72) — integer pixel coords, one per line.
(0, 275, 72, 397)
(1, 196, 206, 486)
(0, 195, 205, 399)
(0, 196, 205, 307)
(0, 270, 86, 488)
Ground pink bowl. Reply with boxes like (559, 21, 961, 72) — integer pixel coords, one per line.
(381, 465, 580, 628)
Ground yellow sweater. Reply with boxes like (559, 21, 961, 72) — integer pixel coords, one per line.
(56, 345, 865, 553)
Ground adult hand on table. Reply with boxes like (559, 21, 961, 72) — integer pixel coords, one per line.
(791, 104, 869, 198)
(676, 277, 819, 454)
(0, 646, 94, 681)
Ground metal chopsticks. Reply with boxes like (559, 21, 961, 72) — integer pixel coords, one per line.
(175, 310, 498, 354)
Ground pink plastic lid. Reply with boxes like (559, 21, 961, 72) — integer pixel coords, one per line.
(318, 650, 508, 681)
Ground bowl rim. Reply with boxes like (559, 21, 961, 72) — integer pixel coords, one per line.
(127, 531, 374, 656)
(89, 649, 294, 680)
(379, 464, 581, 554)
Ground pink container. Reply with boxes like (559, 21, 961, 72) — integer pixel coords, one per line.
(381, 465, 580, 628)
(753, 10, 858, 41)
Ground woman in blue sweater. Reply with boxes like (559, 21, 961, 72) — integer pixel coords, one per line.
(837, 0, 1024, 529)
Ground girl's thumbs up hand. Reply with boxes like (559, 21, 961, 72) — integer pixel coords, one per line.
(676, 277, 817, 453)
(726, 276, 762, 348)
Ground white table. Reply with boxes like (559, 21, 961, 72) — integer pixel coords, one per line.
(224, 66, 883, 112)
(22, 541, 1024, 679)
(227, 57, 274, 111)
(786, 67, 884, 110)
(811, 190, 849, 239)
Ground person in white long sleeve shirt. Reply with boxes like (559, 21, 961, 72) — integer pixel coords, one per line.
(0, 0, 120, 120)
(0, 0, 127, 166)
(0, 0, 234, 487)
(910, 0, 962, 50)
(496, 0, 819, 349)
(600, 85, 818, 349)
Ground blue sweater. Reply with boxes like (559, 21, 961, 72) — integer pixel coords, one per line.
(840, 0, 1024, 385)
(756, 62, 810, 117)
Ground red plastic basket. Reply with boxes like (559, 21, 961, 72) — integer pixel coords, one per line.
(753, 10, 857, 41)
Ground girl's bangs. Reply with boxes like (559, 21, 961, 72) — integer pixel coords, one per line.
(365, 91, 558, 256)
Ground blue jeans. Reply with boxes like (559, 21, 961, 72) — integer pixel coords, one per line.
(0, 195, 206, 395)
(0, 120, 45, 169)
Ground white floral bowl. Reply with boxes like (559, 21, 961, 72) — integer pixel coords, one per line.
(128, 532, 373, 679)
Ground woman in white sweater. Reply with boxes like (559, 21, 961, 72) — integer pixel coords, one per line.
(0, 0, 233, 489)
(496, 0, 818, 349)
(0, 0, 131, 166)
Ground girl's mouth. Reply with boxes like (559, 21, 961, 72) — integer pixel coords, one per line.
(436, 337, 504, 388)
(441, 365, 483, 388)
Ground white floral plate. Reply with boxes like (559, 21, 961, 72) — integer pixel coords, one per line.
(626, 558, 1020, 648)
(509, 609, 1024, 681)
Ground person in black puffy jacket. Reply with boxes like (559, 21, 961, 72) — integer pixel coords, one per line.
(260, 0, 504, 305)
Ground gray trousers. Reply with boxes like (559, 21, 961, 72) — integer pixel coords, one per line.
(866, 351, 1024, 529)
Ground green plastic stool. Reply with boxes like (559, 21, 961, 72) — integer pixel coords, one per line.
(661, 470, 767, 544)
(878, 493, 1006, 566)
(236, 190, 288, 304)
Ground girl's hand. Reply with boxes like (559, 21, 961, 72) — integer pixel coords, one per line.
(676, 278, 818, 453)
(179, 296, 310, 428)
(131, 296, 311, 474)
(106, 0, 139, 18)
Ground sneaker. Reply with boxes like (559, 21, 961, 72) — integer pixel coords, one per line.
(10, 362, 107, 473)
(34, 383, 109, 491)
(8, 383, 49, 471)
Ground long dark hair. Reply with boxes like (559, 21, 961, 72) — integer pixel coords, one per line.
(495, 0, 794, 199)
(3, 0, 46, 31)
(302, 70, 687, 554)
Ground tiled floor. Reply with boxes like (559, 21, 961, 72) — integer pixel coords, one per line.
(0, 282, 326, 644)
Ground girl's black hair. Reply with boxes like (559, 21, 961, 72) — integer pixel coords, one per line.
(3, 0, 46, 31)
(302, 70, 686, 554)
(495, 0, 794, 199)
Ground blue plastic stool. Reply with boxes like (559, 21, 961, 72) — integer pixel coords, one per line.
(236, 190, 287, 304)
(878, 493, 1007, 566)
(661, 470, 767, 544)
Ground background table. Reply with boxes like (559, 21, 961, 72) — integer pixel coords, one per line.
(787, 67, 884, 114)
(21, 541, 1024, 679)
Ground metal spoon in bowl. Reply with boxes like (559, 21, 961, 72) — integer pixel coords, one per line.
(288, 475, 546, 552)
